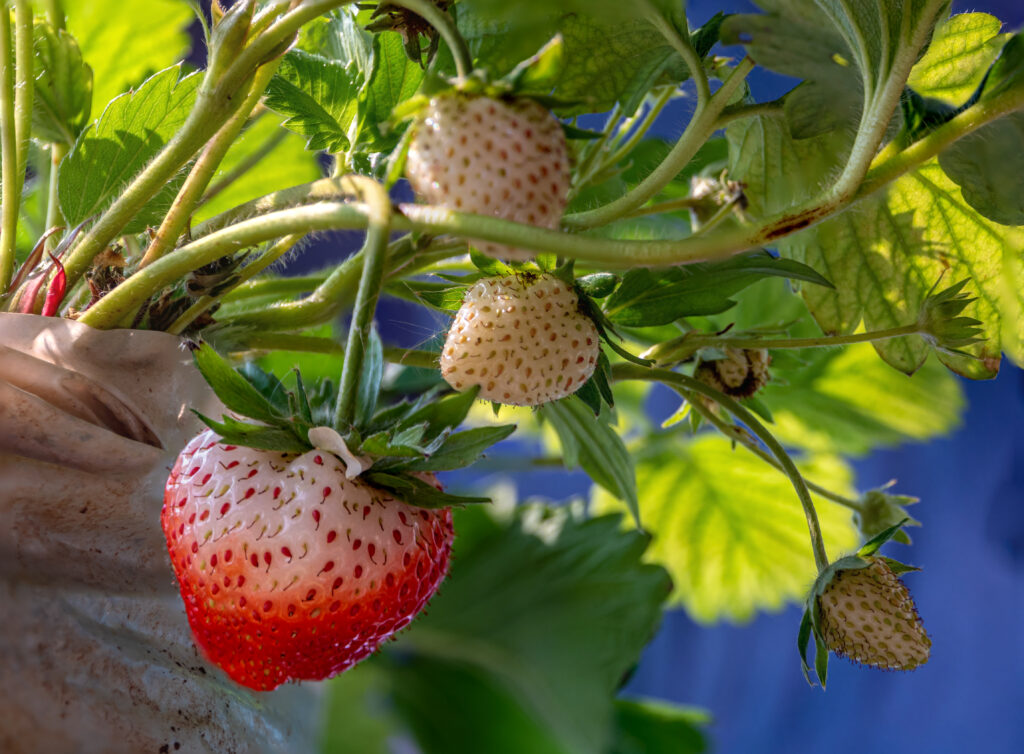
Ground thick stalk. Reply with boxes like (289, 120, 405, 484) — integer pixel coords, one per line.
(140, 61, 280, 268)
(63, 0, 351, 290)
(13, 0, 31, 187)
(638, 0, 709, 107)
(563, 57, 753, 229)
(614, 363, 831, 572)
(165, 232, 301, 334)
(45, 143, 67, 238)
(334, 176, 391, 428)
(0, 9, 15, 293)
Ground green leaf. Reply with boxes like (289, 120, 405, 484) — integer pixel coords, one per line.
(264, 49, 362, 153)
(192, 343, 285, 426)
(402, 387, 480, 439)
(320, 662, 396, 754)
(394, 503, 671, 754)
(196, 112, 322, 223)
(455, 1, 704, 115)
(362, 30, 425, 148)
(505, 34, 566, 96)
(257, 325, 346, 383)
(760, 343, 964, 456)
(603, 250, 832, 327)
(58, 65, 201, 233)
(193, 413, 305, 452)
(31, 22, 92, 146)
(728, 112, 1020, 377)
(469, 248, 512, 276)
(593, 434, 859, 623)
(63, 0, 193, 112)
(539, 396, 638, 523)
(364, 471, 491, 508)
(938, 111, 1024, 226)
(611, 699, 709, 754)
(907, 13, 1007, 105)
(402, 425, 517, 472)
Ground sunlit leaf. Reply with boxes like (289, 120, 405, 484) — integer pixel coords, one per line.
(907, 13, 1007, 105)
(593, 434, 858, 623)
(63, 0, 192, 112)
(761, 343, 965, 456)
(59, 65, 201, 233)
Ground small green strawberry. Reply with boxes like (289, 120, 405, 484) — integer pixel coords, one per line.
(440, 272, 600, 406)
(799, 521, 929, 687)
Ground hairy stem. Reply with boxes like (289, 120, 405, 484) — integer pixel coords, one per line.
(614, 363, 831, 572)
(687, 386, 863, 512)
(140, 61, 280, 268)
(639, 0, 709, 107)
(0, 9, 17, 293)
(643, 322, 922, 364)
(334, 176, 391, 428)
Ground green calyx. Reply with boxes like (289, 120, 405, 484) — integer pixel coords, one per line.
(189, 341, 514, 508)
(797, 520, 920, 688)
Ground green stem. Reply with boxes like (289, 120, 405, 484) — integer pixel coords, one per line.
(63, 0, 350, 292)
(639, 0, 709, 107)
(165, 232, 301, 334)
(571, 104, 621, 192)
(714, 98, 784, 128)
(139, 61, 280, 268)
(43, 0, 65, 29)
(644, 322, 922, 364)
(563, 57, 753, 229)
(603, 87, 676, 168)
(334, 176, 391, 429)
(0, 9, 17, 293)
(624, 195, 702, 219)
(686, 389, 863, 512)
(393, 0, 471, 81)
(230, 334, 441, 371)
(223, 272, 327, 301)
(45, 142, 67, 241)
(828, 0, 947, 202)
(13, 0, 31, 190)
(614, 363, 831, 573)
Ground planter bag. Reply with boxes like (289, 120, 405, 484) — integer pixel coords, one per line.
(0, 314, 318, 753)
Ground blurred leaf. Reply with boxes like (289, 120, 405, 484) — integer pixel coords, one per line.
(264, 50, 362, 152)
(393, 503, 671, 754)
(257, 325, 345, 382)
(593, 434, 858, 623)
(31, 22, 92, 146)
(611, 698, 708, 754)
(761, 344, 965, 456)
(197, 112, 322, 222)
(539, 396, 638, 522)
(63, 0, 192, 112)
(907, 13, 1007, 105)
(59, 65, 201, 233)
(320, 662, 396, 754)
(363, 30, 425, 146)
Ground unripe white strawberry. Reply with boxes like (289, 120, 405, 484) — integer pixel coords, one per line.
(818, 558, 930, 671)
(405, 93, 570, 262)
(440, 273, 600, 406)
(694, 347, 770, 398)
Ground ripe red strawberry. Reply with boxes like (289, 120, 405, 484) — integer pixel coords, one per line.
(440, 272, 600, 406)
(162, 428, 454, 691)
(405, 93, 570, 261)
(817, 558, 930, 670)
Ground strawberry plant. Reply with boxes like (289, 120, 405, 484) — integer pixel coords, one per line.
(0, 0, 1022, 751)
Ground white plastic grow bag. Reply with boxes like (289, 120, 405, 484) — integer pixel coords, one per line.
(0, 314, 318, 753)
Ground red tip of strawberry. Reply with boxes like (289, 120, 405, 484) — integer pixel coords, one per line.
(162, 429, 453, 691)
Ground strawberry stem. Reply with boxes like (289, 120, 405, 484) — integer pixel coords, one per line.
(334, 176, 392, 429)
(615, 363, 832, 573)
